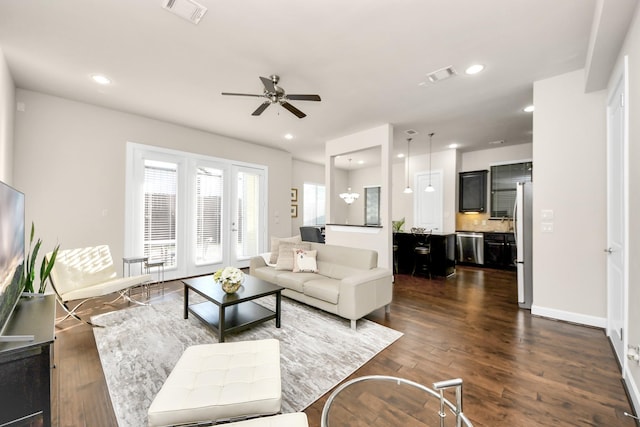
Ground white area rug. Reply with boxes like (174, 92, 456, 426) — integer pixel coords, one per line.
(92, 296, 403, 427)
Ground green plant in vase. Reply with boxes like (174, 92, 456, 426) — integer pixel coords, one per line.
(20, 222, 60, 294)
(392, 217, 406, 233)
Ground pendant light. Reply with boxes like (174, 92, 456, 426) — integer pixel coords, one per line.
(403, 138, 413, 194)
(425, 132, 435, 193)
(339, 158, 360, 204)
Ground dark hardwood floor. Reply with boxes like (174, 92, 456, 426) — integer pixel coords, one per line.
(51, 267, 635, 427)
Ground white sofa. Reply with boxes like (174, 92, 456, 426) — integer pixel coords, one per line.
(250, 242, 393, 329)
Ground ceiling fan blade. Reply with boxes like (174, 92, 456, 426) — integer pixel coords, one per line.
(259, 76, 276, 93)
(252, 101, 271, 116)
(286, 94, 321, 102)
(221, 92, 264, 97)
(281, 102, 306, 118)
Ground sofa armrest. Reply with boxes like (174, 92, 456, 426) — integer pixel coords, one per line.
(338, 268, 393, 320)
(341, 268, 391, 286)
(249, 255, 267, 274)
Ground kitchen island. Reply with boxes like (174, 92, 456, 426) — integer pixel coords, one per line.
(393, 231, 456, 277)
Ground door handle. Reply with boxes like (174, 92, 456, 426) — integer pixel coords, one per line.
(604, 247, 613, 254)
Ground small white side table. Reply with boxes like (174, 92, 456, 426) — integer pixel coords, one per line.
(145, 260, 165, 295)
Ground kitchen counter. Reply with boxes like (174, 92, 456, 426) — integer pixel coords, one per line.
(393, 232, 456, 277)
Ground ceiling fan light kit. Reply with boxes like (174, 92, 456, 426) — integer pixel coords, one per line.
(222, 75, 321, 118)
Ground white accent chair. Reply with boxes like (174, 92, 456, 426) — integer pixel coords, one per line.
(147, 339, 283, 427)
(47, 245, 152, 327)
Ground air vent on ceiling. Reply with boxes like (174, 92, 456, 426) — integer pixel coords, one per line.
(426, 66, 457, 83)
(162, 0, 208, 24)
(405, 129, 418, 136)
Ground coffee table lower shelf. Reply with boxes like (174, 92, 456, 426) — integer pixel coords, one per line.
(188, 300, 276, 342)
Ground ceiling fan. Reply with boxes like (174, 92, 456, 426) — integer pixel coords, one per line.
(222, 75, 321, 118)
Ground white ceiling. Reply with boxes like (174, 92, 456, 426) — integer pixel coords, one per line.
(0, 0, 631, 168)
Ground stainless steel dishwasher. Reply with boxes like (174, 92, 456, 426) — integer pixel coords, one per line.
(456, 232, 484, 265)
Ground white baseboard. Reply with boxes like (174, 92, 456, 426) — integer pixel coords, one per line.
(530, 304, 607, 328)
(624, 366, 640, 418)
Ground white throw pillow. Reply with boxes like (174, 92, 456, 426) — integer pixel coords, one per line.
(293, 248, 318, 273)
(275, 242, 311, 270)
(269, 235, 302, 264)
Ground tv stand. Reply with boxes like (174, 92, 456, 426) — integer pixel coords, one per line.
(0, 294, 55, 426)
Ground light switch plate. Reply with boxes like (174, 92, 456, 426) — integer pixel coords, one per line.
(541, 209, 554, 220)
(541, 222, 554, 233)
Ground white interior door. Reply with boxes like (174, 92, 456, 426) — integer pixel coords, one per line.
(229, 165, 266, 268)
(606, 63, 628, 366)
(414, 170, 443, 231)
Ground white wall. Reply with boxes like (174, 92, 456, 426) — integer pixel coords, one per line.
(325, 124, 393, 270)
(0, 47, 14, 184)
(461, 143, 533, 172)
(532, 69, 607, 326)
(391, 149, 457, 233)
(13, 89, 292, 271)
(609, 3, 640, 411)
(346, 165, 380, 226)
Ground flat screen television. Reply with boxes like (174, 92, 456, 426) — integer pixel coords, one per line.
(0, 180, 25, 336)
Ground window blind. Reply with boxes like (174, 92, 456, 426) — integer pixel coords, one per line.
(195, 167, 223, 265)
(144, 160, 177, 267)
(490, 161, 533, 218)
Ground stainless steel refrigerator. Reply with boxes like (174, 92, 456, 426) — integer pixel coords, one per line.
(514, 182, 532, 309)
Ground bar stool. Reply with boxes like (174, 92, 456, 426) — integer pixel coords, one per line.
(412, 232, 432, 278)
(392, 244, 399, 274)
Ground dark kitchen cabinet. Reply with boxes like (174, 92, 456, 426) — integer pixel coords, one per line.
(459, 170, 488, 213)
(484, 232, 516, 269)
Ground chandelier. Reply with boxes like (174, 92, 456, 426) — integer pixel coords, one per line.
(339, 158, 360, 204)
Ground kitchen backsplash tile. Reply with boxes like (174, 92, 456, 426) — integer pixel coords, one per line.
(456, 213, 513, 232)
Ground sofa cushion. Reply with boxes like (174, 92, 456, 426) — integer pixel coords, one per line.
(274, 271, 319, 293)
(303, 278, 340, 305)
(269, 235, 301, 264)
(293, 249, 318, 273)
(275, 242, 311, 271)
(316, 262, 364, 281)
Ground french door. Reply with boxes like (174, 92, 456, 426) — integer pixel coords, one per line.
(229, 165, 266, 267)
(126, 143, 267, 281)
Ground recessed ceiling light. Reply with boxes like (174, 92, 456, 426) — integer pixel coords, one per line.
(448, 143, 459, 149)
(284, 133, 293, 140)
(397, 153, 405, 158)
(91, 74, 112, 85)
(465, 64, 484, 75)
(358, 160, 365, 165)
(488, 139, 505, 145)
(524, 105, 535, 113)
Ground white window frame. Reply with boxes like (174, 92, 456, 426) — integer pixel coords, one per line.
(125, 142, 268, 280)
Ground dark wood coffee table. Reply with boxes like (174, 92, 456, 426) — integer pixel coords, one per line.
(183, 274, 283, 342)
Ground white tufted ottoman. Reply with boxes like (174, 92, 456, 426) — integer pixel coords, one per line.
(147, 339, 282, 427)
(226, 413, 309, 426)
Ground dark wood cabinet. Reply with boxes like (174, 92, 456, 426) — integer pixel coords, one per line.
(0, 295, 55, 427)
(483, 232, 516, 269)
(459, 170, 488, 213)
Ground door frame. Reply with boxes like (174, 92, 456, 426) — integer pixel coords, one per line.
(606, 56, 629, 370)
